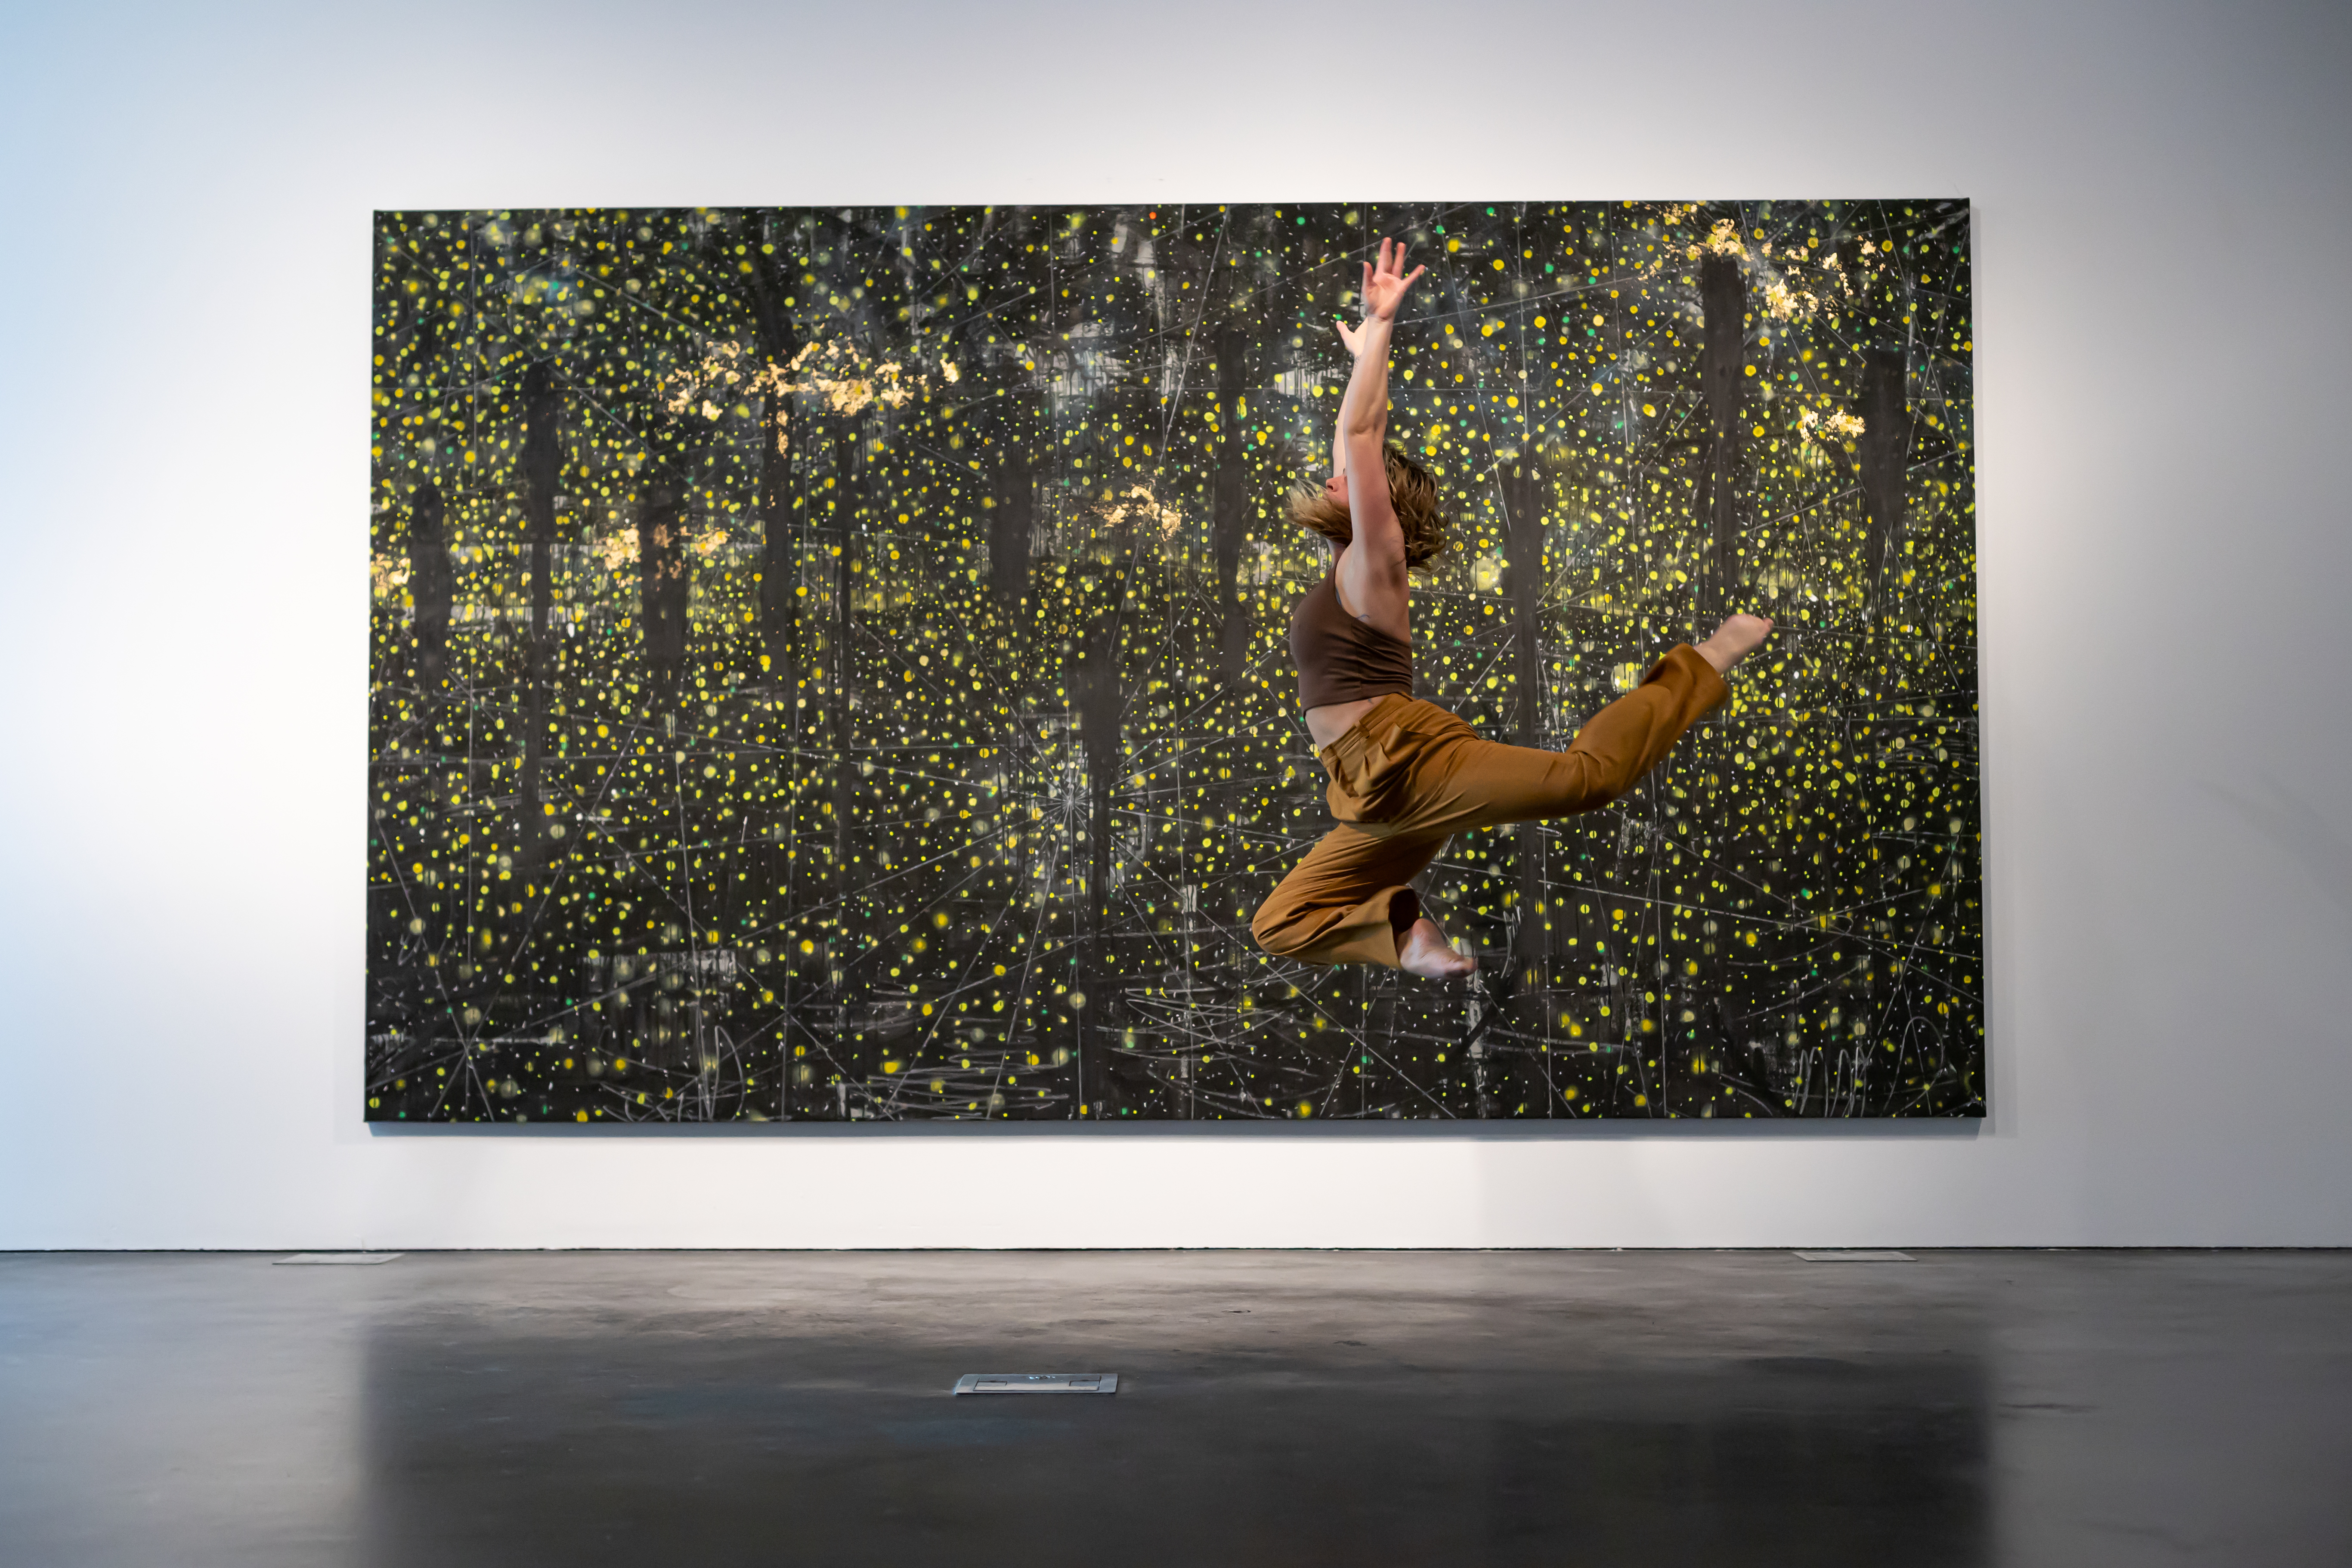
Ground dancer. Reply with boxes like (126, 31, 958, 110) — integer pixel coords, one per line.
(1250, 239, 1773, 978)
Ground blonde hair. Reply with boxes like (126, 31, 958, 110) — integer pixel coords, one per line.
(1287, 445, 1449, 572)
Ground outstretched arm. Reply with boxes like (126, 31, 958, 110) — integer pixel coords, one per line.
(1331, 238, 1424, 643)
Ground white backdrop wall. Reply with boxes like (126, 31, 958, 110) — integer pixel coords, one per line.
(2, 0, 2347, 1249)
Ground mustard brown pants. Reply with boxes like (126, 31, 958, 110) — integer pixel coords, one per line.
(1249, 644, 1728, 968)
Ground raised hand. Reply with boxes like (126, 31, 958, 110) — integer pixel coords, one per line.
(1361, 236, 1425, 321)
(1335, 237, 1427, 358)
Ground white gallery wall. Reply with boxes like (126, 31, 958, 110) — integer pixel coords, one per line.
(1, 0, 2347, 1249)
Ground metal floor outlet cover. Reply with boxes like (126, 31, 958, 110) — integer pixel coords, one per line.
(953, 1373, 1117, 1395)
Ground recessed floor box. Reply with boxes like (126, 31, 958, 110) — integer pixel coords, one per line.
(953, 1373, 1117, 1395)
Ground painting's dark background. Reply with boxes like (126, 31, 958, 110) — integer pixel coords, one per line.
(367, 200, 1978, 1123)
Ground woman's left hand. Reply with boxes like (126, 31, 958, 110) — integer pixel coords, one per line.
(1335, 237, 1424, 357)
(1359, 236, 1424, 322)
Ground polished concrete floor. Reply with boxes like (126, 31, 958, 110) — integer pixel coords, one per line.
(2, 1250, 2347, 1566)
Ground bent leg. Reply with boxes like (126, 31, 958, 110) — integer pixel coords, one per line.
(1386, 643, 1727, 838)
(1251, 824, 1445, 968)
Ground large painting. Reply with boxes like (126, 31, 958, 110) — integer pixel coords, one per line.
(368, 201, 1980, 1122)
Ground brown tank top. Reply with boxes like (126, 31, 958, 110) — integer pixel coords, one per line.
(1290, 571, 1413, 709)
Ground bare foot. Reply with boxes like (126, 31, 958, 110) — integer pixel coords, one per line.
(1696, 613, 1774, 674)
(1399, 918, 1476, 980)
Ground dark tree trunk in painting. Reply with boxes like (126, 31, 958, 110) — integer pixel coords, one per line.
(1211, 321, 1252, 685)
(1501, 458, 1552, 1038)
(748, 226, 804, 689)
(1504, 466, 1545, 752)
(520, 363, 560, 578)
(409, 479, 454, 685)
(985, 212, 1048, 614)
(746, 230, 806, 975)
(638, 486, 688, 704)
(832, 430, 857, 914)
(1858, 346, 1909, 622)
(1074, 575, 1125, 1117)
(1696, 252, 1746, 620)
(519, 362, 560, 861)
(989, 443, 1033, 606)
(756, 425, 796, 677)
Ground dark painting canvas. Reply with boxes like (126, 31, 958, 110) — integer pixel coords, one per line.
(367, 201, 1980, 1123)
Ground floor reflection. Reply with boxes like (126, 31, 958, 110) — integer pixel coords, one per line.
(358, 1312, 1986, 1565)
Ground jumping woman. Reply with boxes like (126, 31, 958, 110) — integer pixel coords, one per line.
(1250, 239, 1775, 979)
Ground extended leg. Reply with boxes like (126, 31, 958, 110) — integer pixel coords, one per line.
(1378, 643, 1731, 839)
(1250, 823, 1447, 968)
